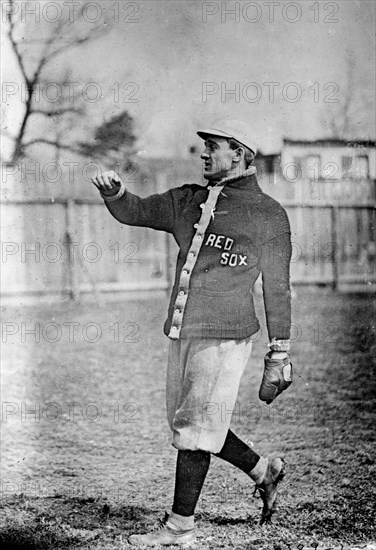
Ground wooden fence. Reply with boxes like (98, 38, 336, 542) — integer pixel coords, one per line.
(1, 196, 375, 302)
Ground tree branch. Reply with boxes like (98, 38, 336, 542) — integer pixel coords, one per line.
(6, 0, 114, 163)
(7, 0, 30, 87)
(41, 28, 108, 67)
(23, 138, 84, 155)
(31, 107, 84, 117)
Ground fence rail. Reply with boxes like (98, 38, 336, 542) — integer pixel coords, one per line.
(1, 197, 375, 302)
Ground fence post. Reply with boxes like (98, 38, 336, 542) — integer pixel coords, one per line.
(66, 199, 79, 300)
(330, 206, 339, 290)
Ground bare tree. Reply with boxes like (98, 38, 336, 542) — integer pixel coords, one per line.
(78, 111, 137, 170)
(323, 54, 374, 139)
(5, 0, 113, 163)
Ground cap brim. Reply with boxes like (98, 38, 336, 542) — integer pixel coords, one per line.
(197, 128, 233, 140)
(197, 128, 256, 154)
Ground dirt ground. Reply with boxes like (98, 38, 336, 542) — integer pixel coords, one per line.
(1, 287, 375, 549)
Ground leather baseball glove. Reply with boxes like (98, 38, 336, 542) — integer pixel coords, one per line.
(259, 352, 293, 404)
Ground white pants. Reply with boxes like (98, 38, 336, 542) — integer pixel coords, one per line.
(166, 337, 253, 453)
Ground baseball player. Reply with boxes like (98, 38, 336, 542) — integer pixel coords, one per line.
(91, 120, 293, 547)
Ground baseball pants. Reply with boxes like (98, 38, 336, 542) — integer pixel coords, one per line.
(166, 337, 253, 454)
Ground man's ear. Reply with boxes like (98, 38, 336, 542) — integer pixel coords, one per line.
(232, 146, 245, 164)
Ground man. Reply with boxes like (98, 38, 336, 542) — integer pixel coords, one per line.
(91, 119, 293, 547)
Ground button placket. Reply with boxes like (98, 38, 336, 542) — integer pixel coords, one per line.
(168, 185, 225, 339)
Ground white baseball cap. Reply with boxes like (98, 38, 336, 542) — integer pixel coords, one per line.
(197, 119, 257, 155)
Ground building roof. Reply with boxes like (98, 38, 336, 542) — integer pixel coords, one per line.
(283, 138, 376, 148)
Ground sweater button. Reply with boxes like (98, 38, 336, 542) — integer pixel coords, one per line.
(194, 223, 198, 229)
(179, 290, 185, 296)
(208, 186, 212, 190)
(175, 309, 180, 314)
(182, 269, 189, 275)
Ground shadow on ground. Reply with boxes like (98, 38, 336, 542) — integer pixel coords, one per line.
(0, 497, 152, 549)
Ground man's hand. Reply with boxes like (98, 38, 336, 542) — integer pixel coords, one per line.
(91, 170, 122, 196)
(259, 351, 293, 404)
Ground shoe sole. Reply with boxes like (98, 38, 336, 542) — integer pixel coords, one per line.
(128, 535, 196, 547)
(128, 543, 196, 548)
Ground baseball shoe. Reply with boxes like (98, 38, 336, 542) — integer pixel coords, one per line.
(254, 457, 286, 525)
(128, 513, 196, 547)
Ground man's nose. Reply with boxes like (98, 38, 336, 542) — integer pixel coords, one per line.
(201, 149, 209, 160)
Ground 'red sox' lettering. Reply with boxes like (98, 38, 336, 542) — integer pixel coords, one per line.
(205, 233, 234, 250)
(205, 233, 248, 267)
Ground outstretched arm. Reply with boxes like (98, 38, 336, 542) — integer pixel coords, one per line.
(92, 170, 177, 233)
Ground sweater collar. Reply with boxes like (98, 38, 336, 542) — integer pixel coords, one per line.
(218, 166, 257, 185)
(206, 166, 261, 191)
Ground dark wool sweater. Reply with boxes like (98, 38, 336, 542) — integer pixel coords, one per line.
(102, 172, 292, 341)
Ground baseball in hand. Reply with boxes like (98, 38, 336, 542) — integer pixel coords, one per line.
(91, 170, 122, 195)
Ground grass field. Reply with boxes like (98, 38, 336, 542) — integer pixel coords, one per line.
(1, 287, 375, 549)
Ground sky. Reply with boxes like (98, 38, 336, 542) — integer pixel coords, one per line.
(2, 0, 376, 159)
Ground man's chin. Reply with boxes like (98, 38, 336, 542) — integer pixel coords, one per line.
(203, 170, 222, 182)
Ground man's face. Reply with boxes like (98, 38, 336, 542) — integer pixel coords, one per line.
(200, 136, 236, 181)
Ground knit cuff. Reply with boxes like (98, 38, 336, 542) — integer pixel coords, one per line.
(100, 182, 126, 202)
(248, 456, 268, 484)
(268, 338, 291, 352)
(168, 511, 195, 530)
